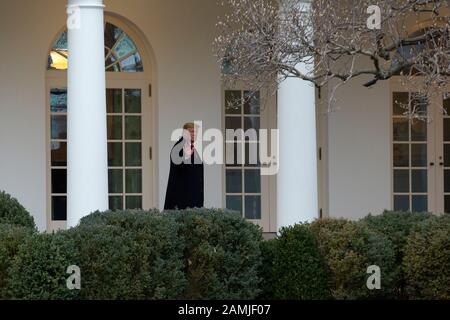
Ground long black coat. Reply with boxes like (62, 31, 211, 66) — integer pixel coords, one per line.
(164, 138, 204, 210)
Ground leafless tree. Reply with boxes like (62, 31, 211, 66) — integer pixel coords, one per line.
(214, 0, 449, 117)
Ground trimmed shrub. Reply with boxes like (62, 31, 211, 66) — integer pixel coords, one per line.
(258, 238, 278, 299)
(260, 224, 331, 300)
(310, 219, 396, 300)
(74, 211, 186, 299)
(0, 191, 35, 229)
(361, 211, 432, 298)
(167, 208, 263, 300)
(0, 224, 34, 298)
(403, 215, 450, 300)
(7, 232, 78, 300)
(362, 211, 432, 251)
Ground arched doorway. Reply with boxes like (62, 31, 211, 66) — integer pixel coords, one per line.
(46, 15, 154, 231)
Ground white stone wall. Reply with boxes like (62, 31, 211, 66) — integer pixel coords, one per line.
(324, 58, 392, 220)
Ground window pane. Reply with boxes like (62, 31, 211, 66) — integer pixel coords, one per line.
(444, 94, 450, 115)
(393, 118, 409, 141)
(445, 195, 450, 214)
(394, 170, 409, 193)
(108, 143, 123, 167)
(245, 195, 261, 219)
(393, 92, 409, 115)
(126, 169, 142, 193)
(444, 144, 450, 167)
(225, 90, 242, 115)
(52, 196, 67, 221)
(244, 117, 260, 141)
(109, 196, 123, 211)
(246, 143, 260, 167)
(50, 89, 67, 113)
(51, 115, 67, 139)
(226, 195, 242, 214)
(444, 119, 450, 142)
(108, 169, 123, 194)
(52, 169, 67, 194)
(106, 89, 122, 113)
(107, 116, 122, 140)
(125, 89, 141, 113)
(51, 142, 67, 167)
(244, 91, 260, 115)
(225, 117, 242, 142)
(106, 63, 120, 72)
(126, 196, 142, 210)
(125, 143, 142, 167)
(226, 169, 242, 193)
(121, 54, 144, 72)
(412, 195, 427, 212)
(125, 116, 141, 140)
(48, 50, 68, 71)
(411, 93, 427, 114)
(104, 22, 123, 50)
(411, 120, 427, 141)
(226, 143, 244, 167)
(50, 23, 143, 73)
(114, 34, 137, 60)
(445, 170, 450, 193)
(393, 144, 409, 167)
(244, 169, 261, 193)
(411, 144, 427, 167)
(394, 195, 409, 212)
(411, 170, 427, 193)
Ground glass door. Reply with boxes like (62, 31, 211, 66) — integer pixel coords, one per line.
(106, 88, 144, 211)
(391, 90, 431, 212)
(391, 80, 450, 214)
(435, 92, 450, 213)
(223, 89, 277, 232)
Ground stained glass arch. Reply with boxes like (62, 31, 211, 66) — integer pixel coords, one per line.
(48, 22, 144, 72)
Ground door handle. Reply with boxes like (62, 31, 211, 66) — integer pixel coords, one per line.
(430, 162, 435, 166)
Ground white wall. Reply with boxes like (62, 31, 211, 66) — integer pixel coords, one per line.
(325, 61, 392, 220)
(0, 0, 224, 231)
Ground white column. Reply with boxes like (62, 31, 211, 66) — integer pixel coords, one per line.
(277, 61, 318, 230)
(67, 0, 108, 228)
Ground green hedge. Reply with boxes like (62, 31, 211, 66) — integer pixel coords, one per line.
(168, 208, 263, 300)
(1, 202, 448, 300)
(7, 232, 78, 300)
(309, 219, 396, 300)
(259, 224, 330, 300)
(403, 215, 450, 300)
(75, 211, 186, 299)
(361, 211, 432, 298)
(4, 209, 263, 300)
(0, 224, 34, 298)
(0, 191, 35, 229)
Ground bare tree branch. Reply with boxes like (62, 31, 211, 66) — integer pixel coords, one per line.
(214, 0, 450, 114)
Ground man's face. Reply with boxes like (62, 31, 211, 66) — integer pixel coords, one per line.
(188, 127, 195, 142)
(183, 127, 196, 142)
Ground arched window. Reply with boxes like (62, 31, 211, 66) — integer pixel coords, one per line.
(47, 22, 143, 72)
